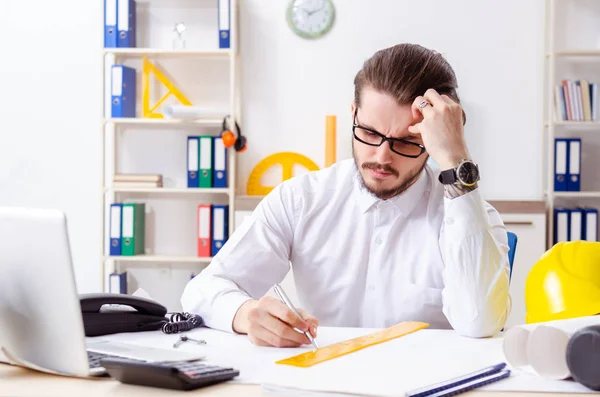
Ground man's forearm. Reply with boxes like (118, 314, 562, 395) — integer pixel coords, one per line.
(439, 189, 511, 337)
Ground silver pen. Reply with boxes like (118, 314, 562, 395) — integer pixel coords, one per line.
(273, 283, 319, 349)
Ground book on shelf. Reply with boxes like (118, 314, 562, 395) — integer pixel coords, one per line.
(554, 79, 598, 122)
(113, 174, 163, 188)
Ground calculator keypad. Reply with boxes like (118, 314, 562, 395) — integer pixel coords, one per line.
(164, 361, 236, 380)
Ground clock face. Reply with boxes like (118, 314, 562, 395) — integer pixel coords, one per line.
(287, 0, 335, 39)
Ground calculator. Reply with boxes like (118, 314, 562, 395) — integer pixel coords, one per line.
(100, 357, 240, 391)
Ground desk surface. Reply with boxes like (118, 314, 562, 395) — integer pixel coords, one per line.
(0, 364, 595, 397)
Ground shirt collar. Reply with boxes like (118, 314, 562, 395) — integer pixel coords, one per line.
(354, 164, 430, 216)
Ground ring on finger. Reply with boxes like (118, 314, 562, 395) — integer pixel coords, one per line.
(418, 99, 431, 109)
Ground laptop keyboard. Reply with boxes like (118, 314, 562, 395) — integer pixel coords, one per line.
(87, 351, 114, 369)
(87, 350, 146, 369)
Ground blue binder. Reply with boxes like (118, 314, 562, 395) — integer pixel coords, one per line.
(104, 0, 118, 48)
(187, 136, 199, 188)
(117, 0, 136, 48)
(212, 205, 229, 256)
(111, 65, 136, 118)
(218, 0, 230, 49)
(109, 203, 122, 255)
(554, 208, 570, 244)
(213, 136, 228, 188)
(583, 208, 598, 241)
(554, 138, 569, 192)
(570, 208, 583, 241)
(109, 272, 127, 294)
(567, 138, 581, 191)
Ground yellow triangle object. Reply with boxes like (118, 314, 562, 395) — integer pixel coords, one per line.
(276, 321, 429, 368)
(142, 56, 192, 118)
(246, 152, 320, 196)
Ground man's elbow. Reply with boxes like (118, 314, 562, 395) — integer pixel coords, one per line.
(445, 294, 511, 338)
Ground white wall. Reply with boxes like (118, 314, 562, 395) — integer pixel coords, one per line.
(0, 0, 545, 300)
(238, 0, 545, 199)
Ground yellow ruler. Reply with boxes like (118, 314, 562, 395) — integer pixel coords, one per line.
(276, 321, 429, 368)
(246, 152, 320, 196)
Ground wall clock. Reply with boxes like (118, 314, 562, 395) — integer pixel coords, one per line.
(287, 0, 335, 39)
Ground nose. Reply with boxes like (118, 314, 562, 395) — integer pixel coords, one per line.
(374, 141, 394, 165)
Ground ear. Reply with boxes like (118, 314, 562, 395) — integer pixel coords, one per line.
(350, 102, 356, 118)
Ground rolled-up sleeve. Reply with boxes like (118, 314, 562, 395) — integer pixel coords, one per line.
(439, 188, 511, 338)
(181, 183, 297, 333)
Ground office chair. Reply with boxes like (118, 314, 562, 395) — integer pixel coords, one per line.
(507, 231, 518, 281)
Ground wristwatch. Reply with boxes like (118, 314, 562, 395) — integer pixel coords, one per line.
(438, 158, 480, 187)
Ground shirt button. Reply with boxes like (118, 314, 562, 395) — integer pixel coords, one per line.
(375, 237, 383, 245)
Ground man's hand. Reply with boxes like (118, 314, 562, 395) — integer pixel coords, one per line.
(232, 296, 319, 347)
(407, 89, 470, 170)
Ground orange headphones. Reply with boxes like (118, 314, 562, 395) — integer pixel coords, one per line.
(221, 116, 247, 152)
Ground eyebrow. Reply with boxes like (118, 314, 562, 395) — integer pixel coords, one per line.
(358, 120, 420, 142)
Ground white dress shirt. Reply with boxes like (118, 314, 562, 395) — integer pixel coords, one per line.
(181, 159, 511, 338)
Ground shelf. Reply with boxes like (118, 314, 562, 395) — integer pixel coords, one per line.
(553, 192, 600, 198)
(106, 187, 230, 194)
(104, 118, 223, 126)
(103, 48, 231, 57)
(548, 50, 600, 57)
(548, 121, 600, 127)
(104, 255, 213, 263)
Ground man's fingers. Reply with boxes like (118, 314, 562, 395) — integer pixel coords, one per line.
(423, 88, 446, 108)
(268, 300, 309, 332)
(297, 308, 319, 337)
(259, 310, 310, 345)
(249, 322, 303, 348)
(412, 95, 434, 118)
(407, 123, 422, 135)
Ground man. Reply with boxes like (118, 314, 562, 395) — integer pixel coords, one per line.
(181, 43, 511, 347)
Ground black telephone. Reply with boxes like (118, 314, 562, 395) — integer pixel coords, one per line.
(80, 293, 169, 337)
(79, 293, 205, 337)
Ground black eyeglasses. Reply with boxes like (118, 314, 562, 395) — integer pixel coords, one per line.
(352, 110, 426, 158)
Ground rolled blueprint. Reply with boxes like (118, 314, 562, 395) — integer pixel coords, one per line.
(566, 324, 600, 391)
(503, 315, 600, 380)
(163, 105, 227, 119)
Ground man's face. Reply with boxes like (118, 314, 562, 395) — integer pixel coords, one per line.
(352, 88, 428, 200)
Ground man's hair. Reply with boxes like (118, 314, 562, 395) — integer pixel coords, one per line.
(353, 43, 466, 123)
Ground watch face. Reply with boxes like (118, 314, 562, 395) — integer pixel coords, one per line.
(457, 162, 479, 186)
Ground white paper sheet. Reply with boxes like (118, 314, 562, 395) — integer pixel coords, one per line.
(87, 326, 598, 396)
(502, 315, 600, 380)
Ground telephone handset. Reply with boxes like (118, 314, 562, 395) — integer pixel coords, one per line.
(79, 293, 203, 337)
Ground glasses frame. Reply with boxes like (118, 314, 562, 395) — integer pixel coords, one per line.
(352, 110, 426, 159)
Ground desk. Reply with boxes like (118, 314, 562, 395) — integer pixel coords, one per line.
(1, 326, 597, 397)
(0, 364, 594, 397)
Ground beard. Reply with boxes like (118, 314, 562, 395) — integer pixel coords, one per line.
(353, 146, 427, 200)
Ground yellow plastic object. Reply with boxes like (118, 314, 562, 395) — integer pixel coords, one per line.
(246, 152, 320, 196)
(142, 56, 192, 118)
(325, 115, 336, 167)
(275, 321, 429, 368)
(525, 241, 600, 324)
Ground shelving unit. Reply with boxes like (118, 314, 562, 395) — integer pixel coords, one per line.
(100, 0, 240, 296)
(544, 0, 600, 248)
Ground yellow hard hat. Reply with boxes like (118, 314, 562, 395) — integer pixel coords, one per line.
(525, 241, 600, 324)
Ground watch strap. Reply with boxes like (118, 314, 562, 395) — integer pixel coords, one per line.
(438, 168, 457, 185)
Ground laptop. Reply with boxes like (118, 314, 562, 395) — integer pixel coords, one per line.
(0, 207, 203, 377)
